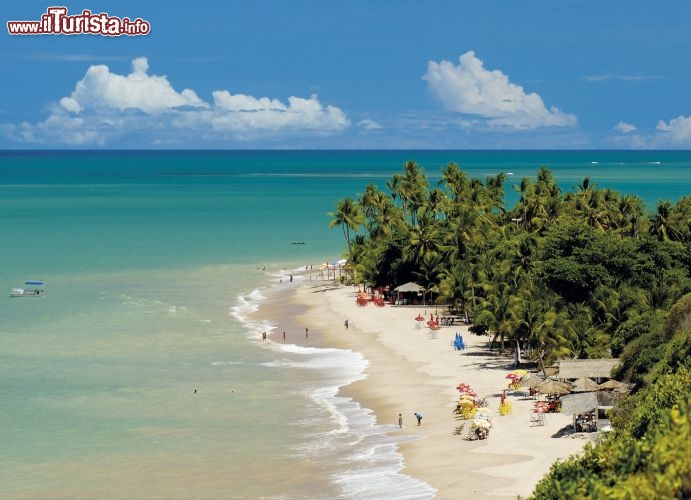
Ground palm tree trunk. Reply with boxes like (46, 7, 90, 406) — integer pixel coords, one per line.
(513, 339, 522, 366)
(343, 225, 351, 258)
(537, 347, 548, 378)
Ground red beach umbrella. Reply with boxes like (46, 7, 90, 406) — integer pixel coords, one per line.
(415, 314, 425, 322)
(505, 373, 519, 380)
(534, 401, 549, 412)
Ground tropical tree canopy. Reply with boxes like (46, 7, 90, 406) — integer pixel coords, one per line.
(329, 160, 691, 495)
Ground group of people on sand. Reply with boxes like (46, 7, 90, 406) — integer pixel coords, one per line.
(260, 328, 310, 342)
(397, 412, 423, 428)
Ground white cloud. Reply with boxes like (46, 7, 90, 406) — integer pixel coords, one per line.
(59, 97, 81, 114)
(357, 118, 382, 130)
(62, 57, 207, 114)
(584, 74, 655, 83)
(213, 91, 287, 112)
(210, 92, 348, 132)
(615, 121, 637, 134)
(656, 115, 691, 144)
(7, 57, 349, 146)
(423, 51, 577, 129)
(605, 114, 691, 149)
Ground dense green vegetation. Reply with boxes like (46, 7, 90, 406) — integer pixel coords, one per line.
(329, 160, 691, 371)
(531, 294, 691, 499)
(329, 160, 691, 497)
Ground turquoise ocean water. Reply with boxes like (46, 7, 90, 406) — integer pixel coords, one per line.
(1, 150, 689, 499)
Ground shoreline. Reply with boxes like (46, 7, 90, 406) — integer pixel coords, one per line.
(254, 279, 593, 499)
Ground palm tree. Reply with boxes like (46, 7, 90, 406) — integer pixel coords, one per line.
(358, 184, 381, 236)
(536, 302, 575, 373)
(513, 176, 533, 229)
(616, 194, 644, 237)
(400, 160, 428, 225)
(571, 177, 607, 229)
(422, 188, 449, 221)
(474, 281, 517, 352)
(439, 161, 469, 205)
(328, 198, 364, 259)
(506, 233, 539, 287)
(437, 261, 474, 322)
(365, 192, 400, 241)
(513, 286, 547, 368)
(485, 172, 507, 216)
(402, 218, 442, 267)
(563, 302, 611, 358)
(386, 173, 402, 207)
(649, 200, 682, 241)
(442, 207, 481, 262)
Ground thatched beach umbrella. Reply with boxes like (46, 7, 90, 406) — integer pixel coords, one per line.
(519, 373, 544, 389)
(536, 378, 571, 395)
(571, 377, 600, 393)
(598, 379, 623, 390)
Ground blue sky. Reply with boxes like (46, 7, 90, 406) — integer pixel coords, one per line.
(3, 1, 691, 149)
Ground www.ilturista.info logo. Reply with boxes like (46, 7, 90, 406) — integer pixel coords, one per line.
(7, 7, 150, 36)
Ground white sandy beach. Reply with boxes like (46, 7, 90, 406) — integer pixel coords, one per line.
(290, 283, 594, 499)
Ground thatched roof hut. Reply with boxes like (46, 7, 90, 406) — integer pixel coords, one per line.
(557, 359, 619, 380)
(394, 282, 425, 293)
(560, 392, 599, 416)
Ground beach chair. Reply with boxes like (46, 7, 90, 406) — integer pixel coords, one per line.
(530, 411, 545, 427)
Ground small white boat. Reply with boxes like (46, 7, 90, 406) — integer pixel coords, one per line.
(10, 280, 45, 297)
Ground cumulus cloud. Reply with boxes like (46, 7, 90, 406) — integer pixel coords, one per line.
(6, 57, 349, 146)
(62, 57, 207, 114)
(210, 91, 348, 132)
(357, 118, 382, 130)
(423, 51, 577, 129)
(656, 115, 691, 144)
(615, 121, 637, 134)
(605, 114, 691, 149)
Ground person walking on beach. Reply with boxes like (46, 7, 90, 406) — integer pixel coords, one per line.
(414, 412, 422, 426)
(344, 319, 349, 330)
(398, 413, 402, 428)
(305, 327, 309, 339)
(283, 331, 286, 341)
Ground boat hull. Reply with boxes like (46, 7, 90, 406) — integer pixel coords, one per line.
(10, 288, 45, 297)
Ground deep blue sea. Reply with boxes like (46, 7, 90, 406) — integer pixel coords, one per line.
(0, 150, 689, 499)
